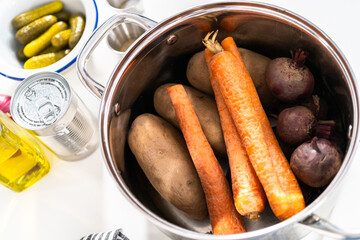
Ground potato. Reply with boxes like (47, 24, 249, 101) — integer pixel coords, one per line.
(186, 48, 278, 109)
(154, 83, 226, 155)
(238, 48, 278, 109)
(128, 113, 207, 219)
(186, 51, 213, 95)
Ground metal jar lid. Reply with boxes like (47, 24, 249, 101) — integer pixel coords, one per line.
(10, 72, 77, 136)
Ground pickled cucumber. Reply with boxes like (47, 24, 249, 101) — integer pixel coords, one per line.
(16, 48, 28, 62)
(12, 1, 63, 29)
(51, 29, 71, 48)
(54, 11, 71, 22)
(24, 49, 70, 69)
(69, 14, 85, 49)
(23, 21, 68, 58)
(39, 45, 64, 55)
(16, 15, 58, 45)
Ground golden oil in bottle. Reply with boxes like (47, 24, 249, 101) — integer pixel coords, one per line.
(0, 111, 50, 192)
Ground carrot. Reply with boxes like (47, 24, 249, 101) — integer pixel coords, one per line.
(220, 37, 305, 220)
(203, 31, 305, 221)
(209, 50, 289, 220)
(167, 84, 245, 235)
(204, 48, 266, 219)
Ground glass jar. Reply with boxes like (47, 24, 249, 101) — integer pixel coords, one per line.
(0, 111, 50, 192)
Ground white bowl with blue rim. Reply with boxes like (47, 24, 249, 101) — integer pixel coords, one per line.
(0, 0, 98, 81)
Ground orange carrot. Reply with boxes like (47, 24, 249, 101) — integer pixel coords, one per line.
(204, 49, 266, 219)
(209, 50, 290, 221)
(167, 84, 245, 235)
(220, 37, 305, 220)
(202, 31, 304, 221)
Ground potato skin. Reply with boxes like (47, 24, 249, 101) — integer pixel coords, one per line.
(186, 49, 277, 109)
(238, 48, 277, 109)
(186, 51, 213, 95)
(154, 83, 226, 155)
(128, 113, 207, 219)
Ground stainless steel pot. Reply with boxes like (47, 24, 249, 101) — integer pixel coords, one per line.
(77, 2, 360, 239)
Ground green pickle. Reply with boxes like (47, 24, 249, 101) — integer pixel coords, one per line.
(38, 45, 64, 55)
(16, 15, 58, 45)
(51, 29, 71, 48)
(24, 49, 70, 69)
(16, 48, 28, 62)
(12, 1, 63, 29)
(54, 11, 71, 22)
(23, 21, 68, 58)
(69, 14, 85, 49)
(0, 111, 50, 192)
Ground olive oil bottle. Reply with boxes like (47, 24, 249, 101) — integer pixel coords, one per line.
(0, 111, 50, 192)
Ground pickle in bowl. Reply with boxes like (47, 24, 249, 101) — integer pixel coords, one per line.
(16, 15, 58, 45)
(69, 14, 85, 49)
(11, 1, 87, 70)
(12, 1, 63, 29)
(24, 49, 70, 69)
(51, 29, 71, 48)
(23, 21, 68, 58)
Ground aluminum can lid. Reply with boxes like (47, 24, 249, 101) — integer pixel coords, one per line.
(11, 72, 71, 130)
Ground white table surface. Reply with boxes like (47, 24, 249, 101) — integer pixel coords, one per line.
(1, 0, 360, 239)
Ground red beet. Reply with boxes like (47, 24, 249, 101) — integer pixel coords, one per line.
(265, 49, 314, 102)
(290, 137, 342, 187)
(276, 106, 334, 146)
(276, 106, 316, 145)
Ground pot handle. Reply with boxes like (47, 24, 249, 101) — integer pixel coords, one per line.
(76, 13, 157, 99)
(298, 214, 360, 239)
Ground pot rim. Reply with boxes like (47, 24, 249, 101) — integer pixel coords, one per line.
(99, 1, 360, 238)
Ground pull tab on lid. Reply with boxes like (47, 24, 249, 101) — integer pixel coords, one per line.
(35, 96, 61, 125)
(10, 72, 71, 130)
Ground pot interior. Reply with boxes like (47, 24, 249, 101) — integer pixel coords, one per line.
(104, 2, 356, 237)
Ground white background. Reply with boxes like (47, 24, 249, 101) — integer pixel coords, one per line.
(1, 0, 360, 239)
